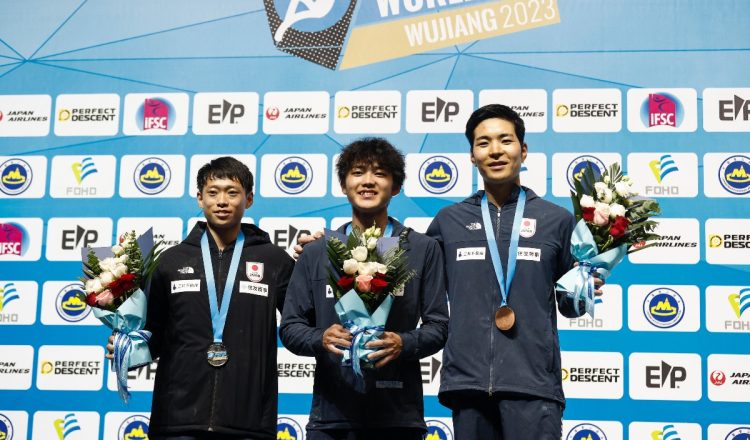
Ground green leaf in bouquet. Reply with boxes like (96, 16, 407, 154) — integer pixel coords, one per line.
(326, 236, 347, 269)
(570, 190, 583, 220)
(85, 248, 102, 276)
(608, 162, 623, 184)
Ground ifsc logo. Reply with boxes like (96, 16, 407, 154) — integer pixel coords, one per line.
(566, 423, 607, 440)
(55, 283, 90, 323)
(0, 413, 14, 440)
(275, 156, 312, 194)
(0, 222, 29, 258)
(134, 157, 171, 195)
(0, 159, 32, 196)
(277, 417, 303, 440)
(425, 420, 453, 440)
(136, 98, 175, 132)
(419, 156, 457, 194)
(117, 415, 149, 440)
(566, 155, 605, 190)
(643, 287, 685, 329)
(264, 0, 357, 70)
(718, 155, 750, 195)
(641, 92, 684, 128)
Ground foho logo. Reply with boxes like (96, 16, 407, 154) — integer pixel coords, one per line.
(560, 351, 623, 399)
(627, 285, 699, 332)
(49, 155, 116, 198)
(629, 353, 701, 401)
(706, 286, 750, 333)
(628, 422, 701, 440)
(626, 153, 698, 198)
(32, 412, 99, 440)
(0, 156, 46, 199)
(122, 93, 188, 136)
(627, 88, 697, 132)
(559, 284, 622, 331)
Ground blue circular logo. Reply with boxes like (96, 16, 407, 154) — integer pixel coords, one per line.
(118, 415, 149, 440)
(0, 158, 32, 196)
(277, 417, 303, 440)
(718, 155, 750, 195)
(56, 283, 91, 322)
(726, 427, 750, 440)
(425, 420, 453, 440)
(643, 287, 684, 328)
(273, 0, 350, 33)
(566, 155, 605, 190)
(640, 92, 684, 128)
(420, 156, 457, 194)
(134, 157, 171, 195)
(275, 157, 312, 194)
(0, 413, 14, 440)
(567, 423, 606, 440)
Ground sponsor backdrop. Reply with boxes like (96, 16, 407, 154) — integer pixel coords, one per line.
(0, 1, 748, 439)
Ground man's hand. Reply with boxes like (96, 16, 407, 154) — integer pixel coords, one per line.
(105, 334, 114, 360)
(322, 324, 352, 356)
(293, 230, 324, 260)
(365, 331, 403, 368)
(574, 262, 606, 296)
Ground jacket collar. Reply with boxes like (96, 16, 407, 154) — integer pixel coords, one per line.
(463, 185, 539, 208)
(184, 221, 271, 248)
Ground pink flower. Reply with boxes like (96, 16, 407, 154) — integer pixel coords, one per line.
(593, 202, 610, 226)
(355, 274, 373, 293)
(95, 289, 115, 307)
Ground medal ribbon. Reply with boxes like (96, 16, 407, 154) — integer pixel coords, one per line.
(480, 188, 526, 308)
(201, 230, 245, 343)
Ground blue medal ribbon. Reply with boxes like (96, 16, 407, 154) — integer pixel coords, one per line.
(480, 188, 526, 309)
(201, 230, 245, 345)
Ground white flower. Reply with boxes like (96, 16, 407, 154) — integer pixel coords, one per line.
(112, 263, 129, 278)
(595, 183, 613, 203)
(614, 181, 631, 198)
(375, 263, 388, 275)
(99, 257, 116, 272)
(366, 237, 378, 250)
(85, 278, 103, 293)
(580, 194, 596, 208)
(603, 174, 611, 184)
(621, 175, 632, 184)
(343, 259, 359, 275)
(357, 261, 378, 276)
(99, 271, 115, 288)
(111, 244, 124, 255)
(351, 246, 368, 262)
(117, 254, 129, 264)
(594, 182, 608, 193)
(609, 203, 626, 218)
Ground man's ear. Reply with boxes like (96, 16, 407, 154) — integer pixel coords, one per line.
(521, 143, 528, 162)
(245, 191, 254, 209)
(197, 190, 204, 209)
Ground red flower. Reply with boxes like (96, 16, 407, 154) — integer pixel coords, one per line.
(370, 277, 389, 294)
(609, 216, 629, 240)
(85, 292, 98, 306)
(337, 275, 354, 291)
(108, 273, 137, 298)
(582, 207, 595, 222)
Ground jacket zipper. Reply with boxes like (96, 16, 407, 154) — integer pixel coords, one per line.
(208, 248, 224, 431)
(488, 207, 502, 396)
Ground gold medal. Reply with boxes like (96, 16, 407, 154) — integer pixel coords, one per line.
(494, 306, 515, 331)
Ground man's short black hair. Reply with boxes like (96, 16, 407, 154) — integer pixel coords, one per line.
(336, 137, 406, 190)
(465, 104, 526, 147)
(196, 156, 254, 194)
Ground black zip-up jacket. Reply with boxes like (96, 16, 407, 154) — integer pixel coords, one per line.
(279, 219, 449, 432)
(426, 188, 577, 407)
(145, 222, 295, 438)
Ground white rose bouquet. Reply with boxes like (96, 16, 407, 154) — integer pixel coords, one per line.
(78, 229, 164, 402)
(325, 224, 415, 378)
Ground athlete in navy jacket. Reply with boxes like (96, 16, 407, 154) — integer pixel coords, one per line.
(426, 104, 601, 439)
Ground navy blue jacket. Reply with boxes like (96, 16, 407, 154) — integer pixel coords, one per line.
(426, 188, 577, 406)
(280, 219, 449, 431)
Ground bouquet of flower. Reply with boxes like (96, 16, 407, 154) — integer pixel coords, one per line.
(77, 229, 164, 403)
(326, 224, 415, 377)
(556, 163, 661, 317)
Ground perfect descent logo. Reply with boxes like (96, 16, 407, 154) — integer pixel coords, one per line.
(0, 159, 32, 196)
(264, 0, 357, 70)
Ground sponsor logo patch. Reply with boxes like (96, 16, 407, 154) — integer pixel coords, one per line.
(240, 281, 269, 297)
(457, 247, 485, 261)
(246, 262, 264, 282)
(171, 280, 200, 294)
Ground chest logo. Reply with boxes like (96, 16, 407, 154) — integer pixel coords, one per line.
(465, 222, 482, 231)
(240, 281, 269, 297)
(171, 279, 200, 294)
(457, 247, 486, 261)
(246, 262, 264, 282)
(177, 266, 194, 274)
(517, 247, 541, 261)
(520, 218, 536, 238)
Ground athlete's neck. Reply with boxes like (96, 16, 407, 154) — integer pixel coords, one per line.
(206, 223, 241, 251)
(484, 181, 519, 208)
(350, 209, 389, 233)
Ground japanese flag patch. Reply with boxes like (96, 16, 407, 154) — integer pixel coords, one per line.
(520, 218, 536, 238)
(246, 262, 264, 282)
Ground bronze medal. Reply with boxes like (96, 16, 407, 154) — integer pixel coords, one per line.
(494, 306, 515, 331)
(207, 342, 228, 367)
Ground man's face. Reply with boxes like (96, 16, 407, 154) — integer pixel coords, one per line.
(342, 163, 400, 216)
(470, 117, 527, 185)
(197, 177, 252, 231)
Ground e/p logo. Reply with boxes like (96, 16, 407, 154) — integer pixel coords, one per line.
(646, 361, 686, 388)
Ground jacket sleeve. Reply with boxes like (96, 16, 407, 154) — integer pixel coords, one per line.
(398, 238, 449, 361)
(556, 213, 581, 318)
(279, 249, 326, 357)
(275, 253, 296, 314)
(144, 264, 168, 360)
